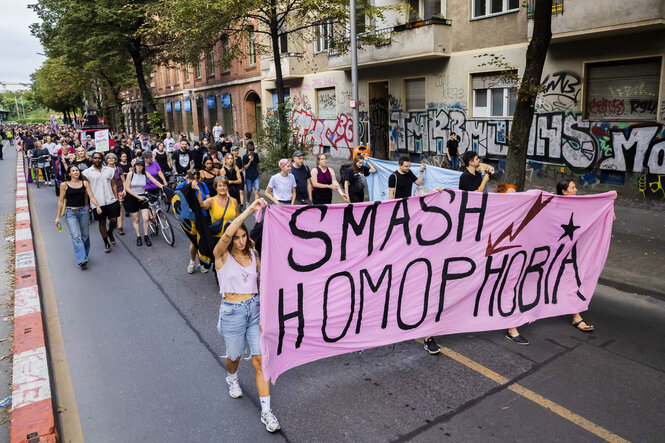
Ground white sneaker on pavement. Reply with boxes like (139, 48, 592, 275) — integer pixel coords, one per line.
(261, 410, 281, 432)
(226, 376, 243, 398)
(199, 265, 208, 274)
(187, 262, 197, 274)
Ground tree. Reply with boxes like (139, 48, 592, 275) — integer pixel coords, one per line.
(31, 57, 85, 123)
(503, 0, 553, 191)
(30, 0, 173, 130)
(153, 0, 390, 152)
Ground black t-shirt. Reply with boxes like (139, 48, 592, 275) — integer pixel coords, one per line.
(446, 138, 459, 156)
(172, 150, 192, 175)
(345, 166, 370, 202)
(388, 170, 417, 199)
(291, 164, 311, 200)
(459, 169, 483, 192)
(72, 158, 93, 172)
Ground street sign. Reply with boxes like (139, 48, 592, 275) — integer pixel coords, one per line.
(349, 99, 357, 108)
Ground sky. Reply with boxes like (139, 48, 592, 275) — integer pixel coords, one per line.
(0, 0, 46, 90)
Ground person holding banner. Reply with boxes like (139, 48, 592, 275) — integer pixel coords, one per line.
(213, 198, 281, 433)
(311, 153, 347, 204)
(388, 155, 425, 200)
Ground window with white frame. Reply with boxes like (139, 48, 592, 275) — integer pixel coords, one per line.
(314, 23, 334, 53)
(196, 62, 202, 79)
(222, 36, 231, 71)
(472, 71, 517, 118)
(473, 0, 519, 19)
(409, 0, 446, 21)
(405, 78, 426, 111)
(208, 50, 215, 76)
(186, 63, 191, 82)
(166, 68, 171, 86)
(585, 57, 661, 121)
(175, 64, 180, 84)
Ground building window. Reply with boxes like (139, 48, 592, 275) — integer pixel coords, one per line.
(314, 23, 334, 53)
(196, 62, 202, 79)
(208, 50, 215, 76)
(248, 27, 256, 65)
(585, 57, 661, 121)
(186, 63, 191, 82)
(405, 78, 426, 111)
(472, 71, 517, 118)
(409, 0, 445, 21)
(317, 88, 337, 119)
(473, 0, 519, 19)
(166, 68, 171, 86)
(175, 64, 180, 84)
(221, 36, 231, 72)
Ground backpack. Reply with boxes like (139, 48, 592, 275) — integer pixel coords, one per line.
(339, 163, 352, 186)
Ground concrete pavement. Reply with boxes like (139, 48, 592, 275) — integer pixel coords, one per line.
(18, 154, 665, 441)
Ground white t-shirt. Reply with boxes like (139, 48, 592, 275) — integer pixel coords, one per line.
(82, 166, 117, 207)
(164, 137, 176, 152)
(43, 142, 58, 156)
(268, 173, 296, 202)
(212, 125, 222, 139)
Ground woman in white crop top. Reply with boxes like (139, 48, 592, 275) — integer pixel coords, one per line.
(213, 197, 280, 433)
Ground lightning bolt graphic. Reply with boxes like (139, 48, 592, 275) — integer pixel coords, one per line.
(485, 193, 554, 257)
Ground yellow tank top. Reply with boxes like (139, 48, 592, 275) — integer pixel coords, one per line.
(210, 196, 237, 237)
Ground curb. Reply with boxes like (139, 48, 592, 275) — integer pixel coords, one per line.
(598, 276, 665, 302)
(10, 153, 58, 442)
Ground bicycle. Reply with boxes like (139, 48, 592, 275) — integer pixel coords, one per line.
(146, 190, 175, 246)
(28, 156, 40, 188)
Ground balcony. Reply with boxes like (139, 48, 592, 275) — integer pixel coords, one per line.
(260, 53, 307, 81)
(328, 18, 452, 70)
(527, 0, 665, 41)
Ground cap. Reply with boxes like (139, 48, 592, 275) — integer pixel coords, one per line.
(135, 158, 145, 165)
(231, 145, 239, 151)
(293, 150, 304, 157)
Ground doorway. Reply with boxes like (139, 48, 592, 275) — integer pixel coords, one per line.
(368, 81, 389, 159)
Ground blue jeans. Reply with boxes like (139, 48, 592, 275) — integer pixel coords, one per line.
(65, 206, 90, 264)
(246, 177, 260, 194)
(217, 294, 261, 361)
(449, 156, 459, 170)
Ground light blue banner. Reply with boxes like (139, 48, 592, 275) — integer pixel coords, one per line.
(365, 157, 462, 201)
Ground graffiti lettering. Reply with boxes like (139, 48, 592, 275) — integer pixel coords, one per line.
(435, 74, 465, 100)
(629, 99, 658, 115)
(636, 173, 665, 200)
(538, 71, 581, 112)
(589, 98, 625, 118)
(292, 109, 354, 158)
(609, 83, 656, 98)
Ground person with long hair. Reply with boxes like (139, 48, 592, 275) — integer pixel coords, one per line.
(343, 153, 377, 203)
(199, 156, 220, 197)
(213, 198, 280, 432)
(106, 153, 126, 235)
(311, 153, 348, 204)
(124, 158, 164, 247)
(193, 177, 238, 239)
(55, 165, 102, 269)
(495, 183, 530, 345)
(221, 153, 243, 204)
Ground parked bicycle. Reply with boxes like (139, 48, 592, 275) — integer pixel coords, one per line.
(146, 190, 175, 246)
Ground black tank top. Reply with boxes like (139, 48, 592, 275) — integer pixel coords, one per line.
(200, 170, 217, 197)
(224, 166, 238, 184)
(65, 184, 86, 207)
(155, 151, 171, 172)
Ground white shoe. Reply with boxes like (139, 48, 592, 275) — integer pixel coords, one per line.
(187, 262, 197, 274)
(261, 410, 281, 433)
(226, 376, 243, 399)
(199, 265, 208, 274)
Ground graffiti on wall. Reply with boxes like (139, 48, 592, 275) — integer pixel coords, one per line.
(291, 109, 368, 158)
(388, 107, 665, 174)
(537, 71, 581, 112)
(634, 173, 665, 200)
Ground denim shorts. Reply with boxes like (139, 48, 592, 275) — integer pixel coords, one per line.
(217, 294, 261, 360)
(246, 177, 260, 193)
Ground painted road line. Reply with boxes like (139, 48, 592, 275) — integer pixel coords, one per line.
(439, 345, 630, 443)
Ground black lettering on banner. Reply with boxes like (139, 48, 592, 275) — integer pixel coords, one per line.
(553, 242, 585, 304)
(288, 206, 332, 272)
(322, 272, 355, 342)
(341, 202, 380, 261)
(545, 244, 565, 304)
(457, 191, 488, 242)
(277, 284, 305, 355)
(397, 258, 432, 330)
(474, 254, 509, 317)
(497, 251, 527, 317)
(518, 246, 551, 312)
(416, 196, 452, 246)
(359, 265, 393, 332)
(380, 198, 411, 251)
(437, 257, 476, 321)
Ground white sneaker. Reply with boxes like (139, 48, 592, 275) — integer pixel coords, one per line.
(226, 376, 243, 398)
(199, 265, 208, 274)
(187, 262, 197, 274)
(261, 410, 281, 433)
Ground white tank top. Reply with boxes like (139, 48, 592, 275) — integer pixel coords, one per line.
(217, 250, 258, 296)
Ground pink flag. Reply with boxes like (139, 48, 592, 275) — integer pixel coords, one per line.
(259, 190, 615, 382)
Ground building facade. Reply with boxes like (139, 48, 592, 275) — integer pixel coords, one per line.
(260, 0, 665, 199)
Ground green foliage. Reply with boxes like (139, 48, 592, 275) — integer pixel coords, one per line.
(257, 103, 312, 174)
(147, 110, 166, 140)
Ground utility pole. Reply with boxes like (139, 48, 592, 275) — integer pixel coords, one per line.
(350, 0, 359, 149)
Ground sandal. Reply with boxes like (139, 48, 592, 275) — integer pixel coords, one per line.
(572, 319, 594, 332)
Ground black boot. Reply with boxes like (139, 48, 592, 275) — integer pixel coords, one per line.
(136, 236, 143, 246)
(144, 235, 152, 247)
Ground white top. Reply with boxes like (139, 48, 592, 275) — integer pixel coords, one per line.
(217, 250, 258, 297)
(164, 137, 176, 152)
(82, 166, 117, 207)
(130, 172, 147, 195)
(43, 142, 58, 156)
(212, 125, 222, 138)
(268, 173, 296, 202)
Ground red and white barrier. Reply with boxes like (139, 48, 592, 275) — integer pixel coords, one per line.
(11, 153, 58, 442)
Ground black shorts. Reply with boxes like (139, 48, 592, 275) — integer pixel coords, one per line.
(124, 194, 149, 214)
(94, 200, 121, 221)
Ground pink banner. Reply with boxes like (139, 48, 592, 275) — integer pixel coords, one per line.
(259, 190, 615, 382)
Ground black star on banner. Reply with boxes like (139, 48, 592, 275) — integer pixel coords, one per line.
(559, 213, 580, 241)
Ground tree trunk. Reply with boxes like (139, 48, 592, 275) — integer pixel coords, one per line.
(128, 36, 156, 132)
(503, 0, 553, 191)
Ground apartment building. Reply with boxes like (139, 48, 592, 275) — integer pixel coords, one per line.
(261, 0, 665, 198)
(152, 29, 263, 141)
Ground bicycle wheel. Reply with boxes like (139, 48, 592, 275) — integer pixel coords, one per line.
(149, 217, 159, 237)
(33, 164, 40, 188)
(157, 212, 175, 246)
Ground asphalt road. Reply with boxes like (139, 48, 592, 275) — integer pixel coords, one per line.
(19, 147, 665, 442)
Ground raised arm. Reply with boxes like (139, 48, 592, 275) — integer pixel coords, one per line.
(214, 199, 265, 259)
